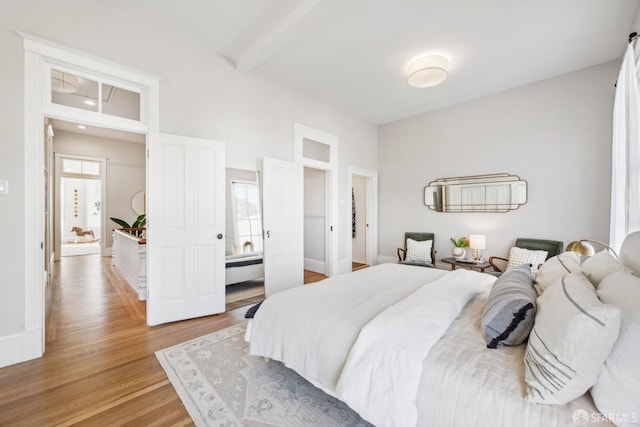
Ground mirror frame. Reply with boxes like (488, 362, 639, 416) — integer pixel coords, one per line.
(131, 190, 146, 215)
(424, 173, 527, 213)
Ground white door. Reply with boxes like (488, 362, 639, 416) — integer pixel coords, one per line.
(262, 157, 304, 296)
(147, 132, 225, 326)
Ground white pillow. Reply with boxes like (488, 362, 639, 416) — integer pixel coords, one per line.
(591, 271, 640, 422)
(405, 238, 432, 264)
(524, 272, 621, 404)
(535, 251, 583, 291)
(581, 250, 630, 288)
(506, 247, 548, 273)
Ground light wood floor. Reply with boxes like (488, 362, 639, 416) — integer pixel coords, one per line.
(0, 255, 254, 426)
(0, 256, 332, 425)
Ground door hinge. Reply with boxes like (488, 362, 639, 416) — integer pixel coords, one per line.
(330, 225, 333, 231)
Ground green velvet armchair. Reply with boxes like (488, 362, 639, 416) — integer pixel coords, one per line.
(489, 238, 564, 273)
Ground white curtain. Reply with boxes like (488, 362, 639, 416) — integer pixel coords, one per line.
(610, 42, 640, 251)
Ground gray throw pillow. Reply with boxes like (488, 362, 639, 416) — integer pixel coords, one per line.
(481, 264, 537, 348)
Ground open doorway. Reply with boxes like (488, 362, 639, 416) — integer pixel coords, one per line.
(58, 161, 103, 257)
(225, 168, 265, 310)
(304, 166, 329, 279)
(348, 167, 378, 270)
(351, 174, 367, 271)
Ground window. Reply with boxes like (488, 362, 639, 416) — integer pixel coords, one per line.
(50, 68, 141, 121)
(231, 181, 263, 253)
(62, 158, 101, 177)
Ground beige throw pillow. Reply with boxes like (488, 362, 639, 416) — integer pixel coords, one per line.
(590, 271, 640, 423)
(581, 250, 630, 288)
(535, 251, 583, 291)
(524, 272, 621, 405)
(405, 238, 432, 264)
(506, 247, 547, 274)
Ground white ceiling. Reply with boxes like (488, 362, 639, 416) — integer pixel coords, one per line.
(127, 0, 639, 125)
(53, 0, 640, 137)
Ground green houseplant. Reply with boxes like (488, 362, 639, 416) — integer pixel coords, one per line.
(110, 214, 146, 237)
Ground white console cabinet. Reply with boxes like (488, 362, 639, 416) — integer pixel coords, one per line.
(112, 229, 147, 300)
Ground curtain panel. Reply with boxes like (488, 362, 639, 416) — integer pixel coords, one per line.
(610, 42, 640, 251)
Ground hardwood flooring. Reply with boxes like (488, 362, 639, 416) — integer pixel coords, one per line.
(0, 255, 249, 426)
(0, 257, 333, 426)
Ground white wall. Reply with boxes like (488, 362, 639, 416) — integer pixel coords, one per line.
(53, 130, 146, 251)
(378, 61, 619, 264)
(352, 175, 367, 264)
(0, 1, 377, 340)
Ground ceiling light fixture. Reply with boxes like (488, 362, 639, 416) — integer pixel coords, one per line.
(77, 125, 86, 130)
(83, 99, 96, 106)
(51, 70, 79, 93)
(407, 55, 449, 88)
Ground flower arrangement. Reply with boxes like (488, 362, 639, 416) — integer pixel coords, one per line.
(450, 236, 470, 248)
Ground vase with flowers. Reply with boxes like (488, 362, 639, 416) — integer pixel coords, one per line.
(450, 236, 470, 260)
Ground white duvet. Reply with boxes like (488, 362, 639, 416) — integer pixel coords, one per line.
(249, 264, 493, 426)
(248, 263, 613, 427)
(335, 268, 494, 427)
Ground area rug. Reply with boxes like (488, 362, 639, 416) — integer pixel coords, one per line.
(156, 323, 371, 427)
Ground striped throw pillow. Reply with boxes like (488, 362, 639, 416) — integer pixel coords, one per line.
(524, 272, 621, 404)
(481, 264, 537, 348)
(535, 251, 583, 291)
(405, 238, 432, 264)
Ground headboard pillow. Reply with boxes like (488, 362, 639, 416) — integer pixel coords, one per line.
(535, 251, 583, 291)
(619, 230, 640, 275)
(405, 238, 433, 264)
(481, 264, 537, 348)
(581, 250, 630, 288)
(524, 272, 621, 404)
(590, 271, 640, 420)
(506, 247, 547, 274)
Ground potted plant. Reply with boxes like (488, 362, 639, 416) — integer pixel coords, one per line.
(110, 214, 146, 237)
(450, 236, 469, 260)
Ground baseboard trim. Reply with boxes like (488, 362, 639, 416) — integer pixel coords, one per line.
(0, 328, 43, 368)
(304, 258, 325, 274)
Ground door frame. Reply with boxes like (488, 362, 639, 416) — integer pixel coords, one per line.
(294, 123, 338, 277)
(20, 32, 159, 363)
(348, 167, 378, 268)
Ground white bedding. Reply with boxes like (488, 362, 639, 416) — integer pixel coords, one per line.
(336, 269, 494, 427)
(249, 263, 448, 393)
(417, 291, 613, 427)
(248, 263, 614, 427)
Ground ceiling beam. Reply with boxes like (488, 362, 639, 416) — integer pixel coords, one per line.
(235, 0, 337, 72)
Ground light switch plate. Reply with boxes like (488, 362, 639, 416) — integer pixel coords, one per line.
(0, 180, 8, 194)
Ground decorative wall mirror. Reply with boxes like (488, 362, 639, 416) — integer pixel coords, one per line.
(131, 190, 146, 215)
(424, 173, 527, 212)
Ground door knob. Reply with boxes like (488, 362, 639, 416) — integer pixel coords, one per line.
(217, 233, 223, 240)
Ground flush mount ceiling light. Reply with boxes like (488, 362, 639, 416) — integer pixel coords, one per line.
(407, 55, 449, 88)
(51, 70, 79, 93)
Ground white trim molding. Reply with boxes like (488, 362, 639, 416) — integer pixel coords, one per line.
(18, 32, 160, 366)
(0, 328, 43, 368)
(294, 123, 339, 276)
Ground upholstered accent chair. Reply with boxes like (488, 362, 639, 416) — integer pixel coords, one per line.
(489, 238, 564, 274)
(397, 232, 436, 268)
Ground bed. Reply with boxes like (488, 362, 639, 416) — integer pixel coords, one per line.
(247, 232, 640, 427)
(225, 252, 264, 285)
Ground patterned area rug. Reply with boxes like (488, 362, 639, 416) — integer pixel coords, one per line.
(156, 323, 371, 427)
